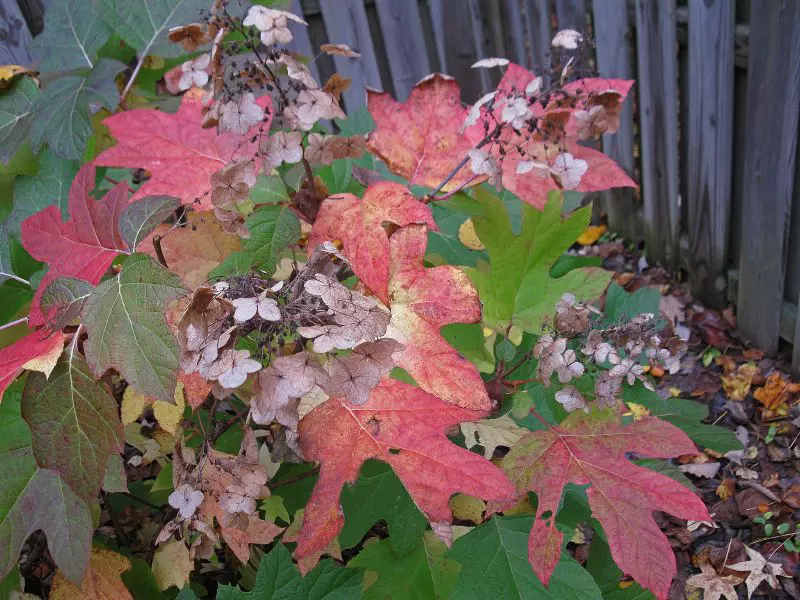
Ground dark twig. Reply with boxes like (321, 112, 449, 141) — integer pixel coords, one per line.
(152, 235, 168, 268)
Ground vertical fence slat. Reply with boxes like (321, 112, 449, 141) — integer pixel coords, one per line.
(427, 0, 448, 72)
(635, 0, 680, 268)
(591, 0, 637, 239)
(374, 0, 431, 100)
(685, 0, 734, 308)
(738, 1, 800, 354)
(468, 0, 492, 93)
(554, 0, 586, 32)
(318, 0, 382, 110)
(522, 0, 551, 83)
(288, 0, 320, 84)
(504, 0, 528, 67)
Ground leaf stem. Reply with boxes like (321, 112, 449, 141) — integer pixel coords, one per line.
(0, 316, 28, 332)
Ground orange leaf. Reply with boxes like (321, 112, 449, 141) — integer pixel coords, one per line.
(366, 74, 481, 192)
(94, 93, 272, 209)
(295, 378, 514, 570)
(721, 363, 760, 402)
(50, 547, 133, 600)
(753, 372, 800, 411)
(0, 328, 65, 399)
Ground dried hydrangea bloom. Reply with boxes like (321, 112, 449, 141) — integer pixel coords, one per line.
(550, 152, 588, 190)
(574, 105, 610, 140)
(207, 349, 262, 389)
(555, 385, 589, 413)
(305, 133, 335, 165)
(251, 352, 327, 425)
(179, 54, 210, 90)
(324, 339, 403, 405)
(219, 93, 264, 135)
(231, 291, 281, 322)
(501, 96, 532, 129)
(262, 131, 304, 170)
(594, 372, 623, 408)
(320, 43, 361, 58)
(469, 148, 502, 187)
(211, 160, 257, 207)
(168, 483, 204, 519)
(551, 29, 583, 50)
(243, 6, 307, 46)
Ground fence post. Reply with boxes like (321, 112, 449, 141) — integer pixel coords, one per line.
(635, 0, 680, 268)
(685, 0, 734, 308)
(374, 0, 431, 101)
(738, 1, 800, 354)
(592, 0, 638, 240)
(318, 0, 383, 111)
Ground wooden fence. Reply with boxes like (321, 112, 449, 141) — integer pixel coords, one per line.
(6, 0, 800, 367)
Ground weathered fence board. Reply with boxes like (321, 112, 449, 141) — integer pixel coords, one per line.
(374, 0, 430, 100)
(592, 0, 637, 240)
(0, 0, 33, 65)
(737, 0, 800, 354)
(685, 0, 734, 307)
(288, 0, 320, 84)
(467, 0, 491, 94)
(634, 0, 680, 268)
(554, 0, 586, 32)
(318, 0, 382, 110)
(521, 0, 551, 79)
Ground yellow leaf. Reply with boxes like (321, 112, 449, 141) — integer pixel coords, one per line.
(21, 340, 63, 379)
(576, 225, 606, 245)
(50, 547, 133, 600)
(623, 402, 650, 421)
(504, 494, 535, 516)
(721, 363, 760, 402)
(449, 494, 486, 524)
(508, 326, 523, 346)
(142, 55, 165, 69)
(458, 218, 485, 250)
(0, 65, 34, 90)
(152, 539, 193, 591)
(121, 386, 148, 425)
(669, 387, 681, 398)
(121, 384, 185, 434)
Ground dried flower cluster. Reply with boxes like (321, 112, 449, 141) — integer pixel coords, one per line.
(535, 293, 686, 414)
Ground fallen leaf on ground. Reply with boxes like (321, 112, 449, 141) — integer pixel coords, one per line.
(727, 546, 788, 598)
(50, 547, 133, 600)
(152, 539, 193, 591)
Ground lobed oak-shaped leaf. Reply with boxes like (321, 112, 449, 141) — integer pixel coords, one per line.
(310, 182, 436, 303)
(94, 92, 272, 209)
(0, 382, 93, 584)
(22, 350, 124, 503)
(295, 378, 515, 568)
(29, 0, 110, 72)
(366, 74, 482, 192)
(21, 163, 128, 327)
(81, 253, 187, 403)
(0, 77, 38, 164)
(464, 188, 611, 332)
(501, 410, 710, 599)
(0, 328, 64, 399)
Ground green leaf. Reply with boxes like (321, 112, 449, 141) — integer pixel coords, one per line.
(335, 106, 376, 136)
(103, 453, 128, 493)
(427, 200, 487, 267)
(22, 350, 124, 502)
(250, 175, 291, 205)
(39, 276, 93, 330)
(81, 253, 187, 403)
(241, 205, 300, 276)
(441, 323, 495, 373)
(261, 495, 290, 524)
(119, 195, 180, 251)
(99, 0, 208, 59)
(587, 533, 655, 600)
(602, 282, 662, 325)
(9, 150, 79, 236)
(0, 78, 38, 165)
(634, 459, 696, 492)
(208, 251, 254, 279)
(0, 567, 22, 597)
(448, 515, 601, 599)
(217, 544, 361, 599)
(349, 532, 459, 600)
(624, 384, 742, 453)
(464, 188, 611, 332)
(550, 254, 604, 278)
(29, 59, 125, 160)
(0, 225, 20, 286)
(122, 557, 171, 600)
(339, 460, 427, 557)
(0, 380, 92, 584)
(29, 0, 111, 71)
(317, 159, 360, 194)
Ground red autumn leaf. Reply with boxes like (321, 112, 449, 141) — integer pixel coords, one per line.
(498, 142, 637, 210)
(93, 92, 272, 210)
(466, 63, 636, 209)
(178, 371, 212, 410)
(309, 182, 436, 303)
(366, 74, 481, 192)
(384, 224, 491, 412)
(295, 378, 515, 568)
(501, 411, 710, 600)
(0, 329, 65, 399)
(20, 163, 129, 327)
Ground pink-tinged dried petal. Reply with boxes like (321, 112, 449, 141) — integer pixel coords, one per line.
(502, 412, 710, 599)
(295, 378, 514, 570)
(309, 182, 436, 303)
(94, 93, 272, 209)
(386, 225, 491, 413)
(366, 74, 483, 191)
(0, 329, 65, 399)
(21, 164, 129, 327)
